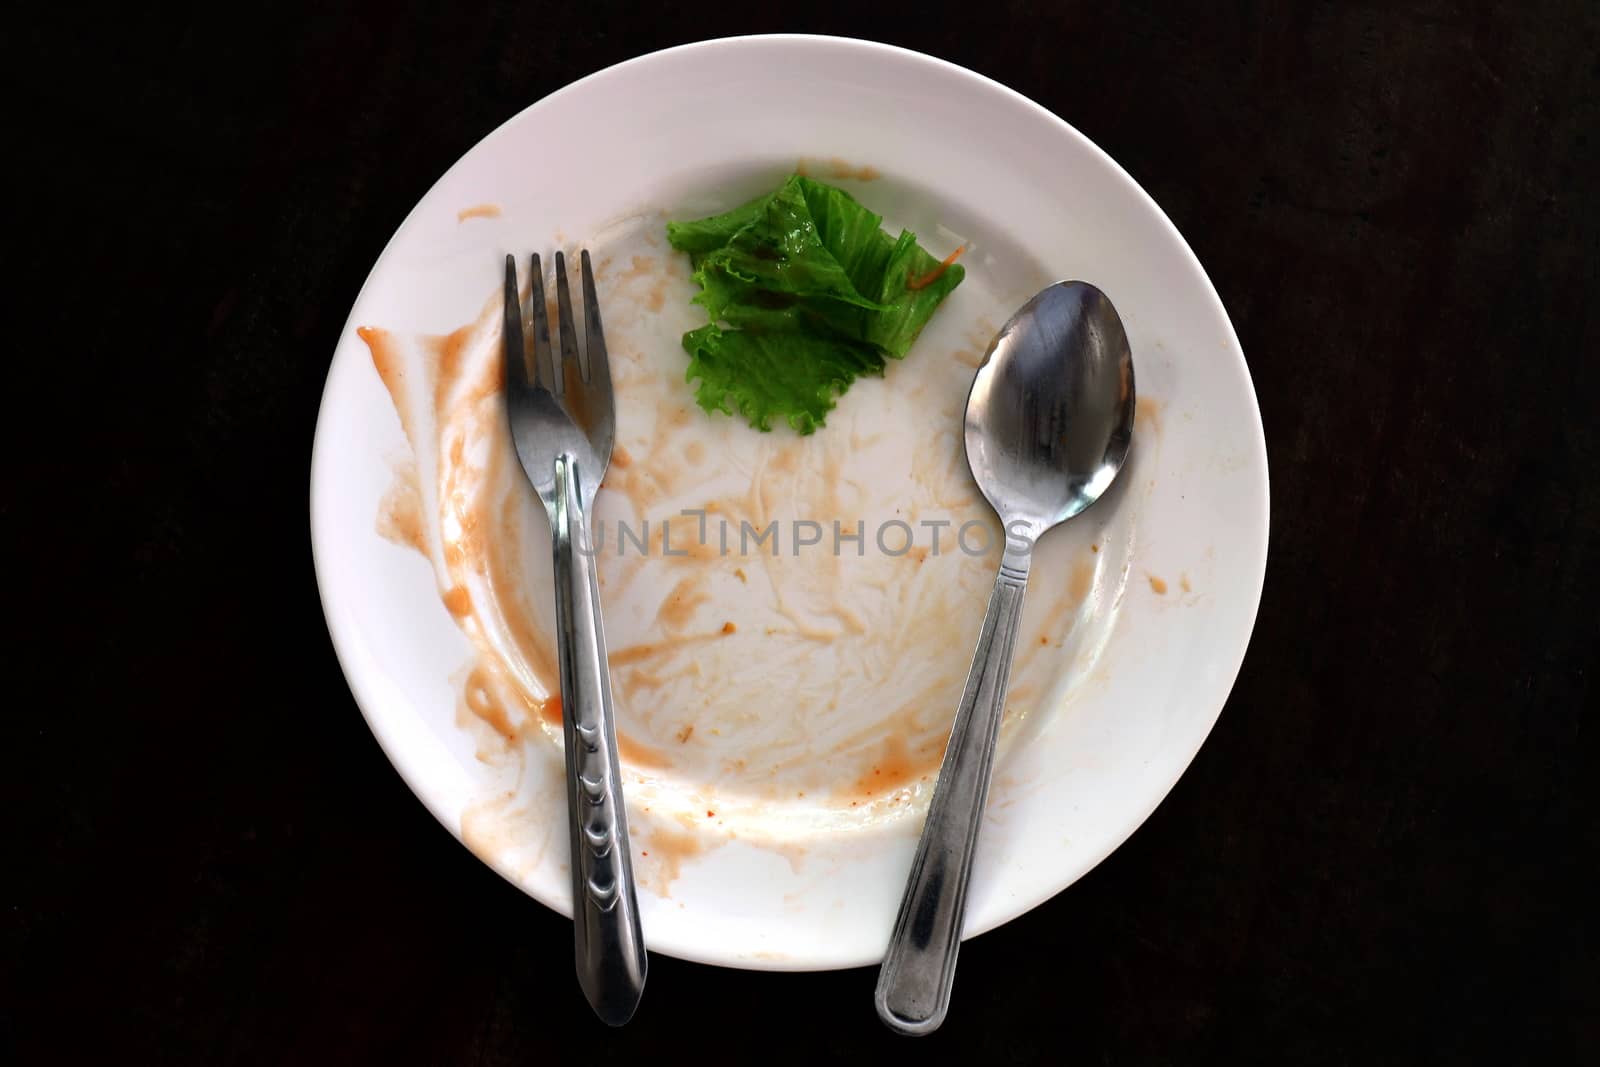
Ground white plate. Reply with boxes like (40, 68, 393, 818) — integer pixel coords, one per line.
(310, 34, 1267, 971)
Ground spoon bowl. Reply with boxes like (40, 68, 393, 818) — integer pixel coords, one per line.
(965, 281, 1136, 539)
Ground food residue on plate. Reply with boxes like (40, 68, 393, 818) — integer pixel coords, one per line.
(456, 203, 503, 222)
(794, 156, 882, 182)
(356, 189, 1148, 889)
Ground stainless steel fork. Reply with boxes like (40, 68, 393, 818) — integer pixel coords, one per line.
(503, 251, 645, 1026)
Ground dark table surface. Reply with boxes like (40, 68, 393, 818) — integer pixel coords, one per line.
(9, 3, 1596, 1063)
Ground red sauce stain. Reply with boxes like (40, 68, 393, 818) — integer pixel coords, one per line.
(464, 667, 518, 741)
(376, 463, 427, 554)
(359, 327, 410, 414)
(618, 733, 673, 771)
(618, 255, 657, 284)
(1070, 559, 1094, 602)
(656, 575, 710, 630)
(608, 630, 724, 668)
(797, 157, 882, 181)
(442, 585, 472, 617)
(641, 823, 705, 892)
(769, 447, 800, 473)
(849, 734, 942, 800)
(427, 327, 476, 415)
(1135, 396, 1162, 433)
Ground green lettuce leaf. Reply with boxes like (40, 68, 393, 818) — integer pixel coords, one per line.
(683, 324, 886, 435)
(665, 175, 964, 434)
(865, 230, 966, 357)
(664, 195, 768, 259)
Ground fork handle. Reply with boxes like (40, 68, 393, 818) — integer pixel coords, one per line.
(549, 452, 647, 1026)
(874, 553, 1031, 1035)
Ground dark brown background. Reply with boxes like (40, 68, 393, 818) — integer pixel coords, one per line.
(8, 2, 1596, 1063)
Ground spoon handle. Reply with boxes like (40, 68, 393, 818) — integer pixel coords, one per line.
(550, 455, 647, 1026)
(876, 556, 1031, 1035)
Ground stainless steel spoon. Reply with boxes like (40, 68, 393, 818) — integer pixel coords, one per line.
(875, 281, 1136, 1035)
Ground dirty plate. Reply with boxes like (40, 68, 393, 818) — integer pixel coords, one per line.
(309, 34, 1268, 970)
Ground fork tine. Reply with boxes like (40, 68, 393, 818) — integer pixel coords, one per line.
(503, 255, 528, 392)
(579, 250, 608, 387)
(553, 251, 583, 383)
(527, 253, 558, 396)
